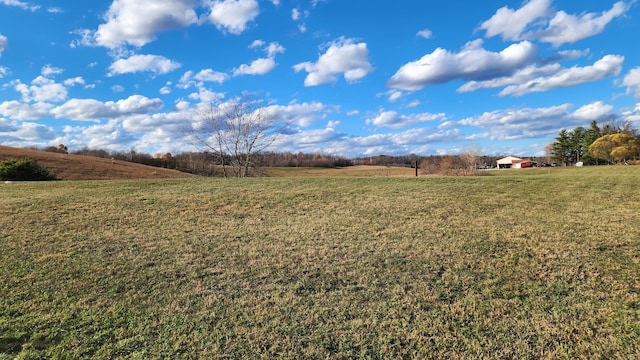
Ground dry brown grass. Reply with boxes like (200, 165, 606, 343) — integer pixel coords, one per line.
(265, 165, 418, 177)
(0, 146, 198, 180)
(1, 166, 639, 358)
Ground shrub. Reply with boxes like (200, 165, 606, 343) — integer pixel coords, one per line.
(0, 157, 57, 181)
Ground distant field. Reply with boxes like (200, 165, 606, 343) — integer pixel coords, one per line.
(1, 166, 639, 358)
(265, 165, 418, 177)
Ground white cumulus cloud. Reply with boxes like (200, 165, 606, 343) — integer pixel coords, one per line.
(455, 103, 603, 141)
(293, 37, 373, 86)
(366, 111, 446, 129)
(204, 0, 259, 35)
(108, 54, 181, 76)
(481, 0, 632, 47)
(499, 55, 624, 97)
(264, 101, 336, 127)
(160, 82, 172, 95)
(0, 101, 52, 120)
(457, 64, 562, 93)
(13, 76, 68, 103)
(95, 0, 198, 48)
(233, 58, 276, 76)
(291, 7, 309, 33)
(0, 34, 7, 57)
(177, 69, 229, 89)
(572, 101, 614, 120)
(292, 8, 301, 20)
(193, 69, 230, 83)
(536, 1, 631, 47)
(41, 65, 63, 77)
(2, 122, 55, 146)
(264, 42, 285, 57)
(63, 77, 85, 87)
(416, 28, 433, 39)
(51, 95, 164, 121)
(622, 67, 640, 98)
(233, 41, 285, 76)
(480, 0, 552, 41)
(249, 39, 265, 48)
(0, 0, 39, 11)
(622, 104, 640, 123)
(386, 40, 538, 91)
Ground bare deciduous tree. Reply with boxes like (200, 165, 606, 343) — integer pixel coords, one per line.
(460, 144, 481, 176)
(187, 96, 281, 177)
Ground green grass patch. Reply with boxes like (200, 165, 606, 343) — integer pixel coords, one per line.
(1, 167, 639, 358)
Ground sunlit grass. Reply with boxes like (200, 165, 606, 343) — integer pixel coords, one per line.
(1, 166, 639, 358)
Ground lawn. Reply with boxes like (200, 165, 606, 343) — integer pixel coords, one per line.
(1, 167, 639, 359)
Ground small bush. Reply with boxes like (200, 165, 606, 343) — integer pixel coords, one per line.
(0, 157, 56, 181)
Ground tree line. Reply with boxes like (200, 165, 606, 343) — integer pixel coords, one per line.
(38, 144, 517, 177)
(549, 120, 640, 166)
(46, 147, 354, 176)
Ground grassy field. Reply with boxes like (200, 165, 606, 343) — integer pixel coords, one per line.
(1, 167, 639, 359)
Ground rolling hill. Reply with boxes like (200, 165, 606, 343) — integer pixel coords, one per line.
(0, 146, 198, 180)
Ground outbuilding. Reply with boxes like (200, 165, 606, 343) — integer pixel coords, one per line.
(496, 156, 523, 169)
(512, 159, 538, 168)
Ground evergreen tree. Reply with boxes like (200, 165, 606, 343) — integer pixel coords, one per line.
(581, 120, 601, 165)
(0, 158, 56, 181)
(569, 126, 585, 163)
(552, 129, 572, 165)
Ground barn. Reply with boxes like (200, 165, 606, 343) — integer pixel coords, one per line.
(496, 156, 523, 169)
(512, 159, 538, 168)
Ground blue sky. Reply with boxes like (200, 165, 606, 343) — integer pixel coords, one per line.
(1, 0, 639, 158)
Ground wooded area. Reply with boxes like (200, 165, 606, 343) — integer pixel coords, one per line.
(550, 120, 640, 165)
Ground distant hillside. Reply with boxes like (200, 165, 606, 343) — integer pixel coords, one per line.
(0, 146, 199, 180)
